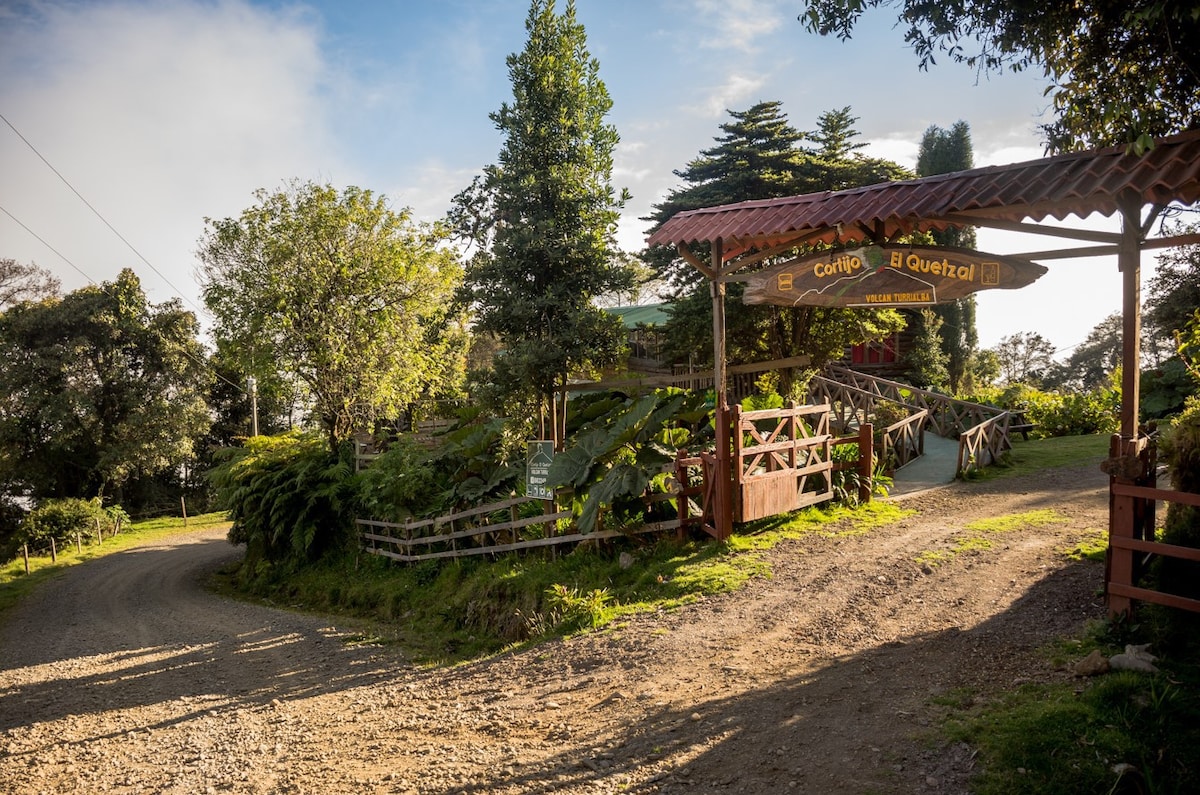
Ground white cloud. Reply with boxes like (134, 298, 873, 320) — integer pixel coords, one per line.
(689, 73, 768, 118)
(689, 0, 788, 52)
(0, 0, 344, 313)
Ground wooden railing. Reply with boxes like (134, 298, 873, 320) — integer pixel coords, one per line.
(583, 355, 813, 403)
(879, 409, 929, 471)
(956, 412, 1018, 474)
(819, 365, 1017, 475)
(823, 365, 1006, 438)
(807, 376, 927, 470)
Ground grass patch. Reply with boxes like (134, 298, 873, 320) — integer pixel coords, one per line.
(916, 510, 1070, 568)
(941, 625, 1200, 795)
(976, 434, 1109, 480)
(0, 512, 230, 618)
(218, 499, 909, 664)
(1064, 529, 1110, 562)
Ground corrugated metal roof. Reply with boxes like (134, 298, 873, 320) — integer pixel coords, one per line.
(605, 303, 671, 328)
(647, 130, 1200, 259)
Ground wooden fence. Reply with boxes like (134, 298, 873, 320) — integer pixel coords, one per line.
(358, 496, 684, 563)
(1105, 434, 1200, 615)
(817, 365, 1021, 475)
(358, 460, 686, 563)
(583, 355, 813, 403)
(807, 376, 927, 471)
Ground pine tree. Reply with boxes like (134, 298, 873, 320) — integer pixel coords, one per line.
(644, 104, 911, 381)
(453, 0, 633, 446)
(916, 121, 979, 393)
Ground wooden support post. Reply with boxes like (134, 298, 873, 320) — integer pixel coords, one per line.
(858, 422, 874, 504)
(22, 544, 29, 575)
(1107, 191, 1148, 618)
(710, 239, 734, 541)
(50, 536, 56, 563)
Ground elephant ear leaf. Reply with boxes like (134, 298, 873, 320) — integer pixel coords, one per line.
(547, 429, 608, 488)
(577, 462, 651, 535)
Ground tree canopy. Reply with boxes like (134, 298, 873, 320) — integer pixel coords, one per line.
(992, 331, 1056, 386)
(646, 102, 909, 290)
(199, 181, 464, 451)
(0, 258, 59, 310)
(0, 269, 209, 505)
(799, 1, 1200, 151)
(450, 0, 634, 445)
(645, 103, 909, 383)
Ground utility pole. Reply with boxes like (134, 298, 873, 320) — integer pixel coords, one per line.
(247, 376, 259, 437)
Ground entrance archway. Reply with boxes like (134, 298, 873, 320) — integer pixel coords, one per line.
(647, 130, 1200, 615)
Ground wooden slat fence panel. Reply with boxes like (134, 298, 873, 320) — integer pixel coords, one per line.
(732, 403, 835, 522)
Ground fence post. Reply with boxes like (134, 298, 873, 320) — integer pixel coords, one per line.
(50, 536, 56, 563)
(23, 544, 29, 575)
(858, 423, 874, 504)
(1106, 433, 1137, 617)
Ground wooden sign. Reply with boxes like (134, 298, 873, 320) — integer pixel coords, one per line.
(742, 245, 1047, 308)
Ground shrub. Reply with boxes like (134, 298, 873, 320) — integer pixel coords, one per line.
(963, 382, 1119, 438)
(209, 432, 356, 567)
(19, 498, 115, 551)
(1154, 396, 1200, 603)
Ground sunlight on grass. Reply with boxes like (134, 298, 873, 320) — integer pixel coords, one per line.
(964, 510, 1070, 534)
(979, 434, 1109, 480)
(916, 510, 1070, 568)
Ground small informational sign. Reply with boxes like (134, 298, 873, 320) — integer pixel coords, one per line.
(526, 441, 555, 501)
(742, 245, 1047, 308)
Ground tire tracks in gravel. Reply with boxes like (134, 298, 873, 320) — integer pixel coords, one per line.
(0, 464, 1111, 794)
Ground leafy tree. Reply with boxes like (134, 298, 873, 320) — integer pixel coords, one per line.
(450, 0, 634, 447)
(903, 308, 950, 390)
(1147, 228, 1200, 356)
(0, 258, 59, 309)
(645, 103, 909, 383)
(992, 331, 1056, 386)
(1045, 312, 1124, 391)
(916, 121, 978, 393)
(199, 181, 464, 452)
(0, 269, 209, 506)
(970, 347, 1001, 387)
(799, 1, 1200, 151)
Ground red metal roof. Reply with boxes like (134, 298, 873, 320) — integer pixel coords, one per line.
(646, 130, 1200, 259)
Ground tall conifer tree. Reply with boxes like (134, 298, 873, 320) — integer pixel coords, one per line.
(916, 121, 978, 393)
(453, 0, 632, 446)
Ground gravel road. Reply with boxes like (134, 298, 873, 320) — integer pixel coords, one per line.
(0, 464, 1111, 794)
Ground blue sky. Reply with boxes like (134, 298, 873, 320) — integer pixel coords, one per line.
(1, 0, 1132, 353)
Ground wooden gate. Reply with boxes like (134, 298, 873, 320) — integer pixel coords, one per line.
(731, 403, 835, 522)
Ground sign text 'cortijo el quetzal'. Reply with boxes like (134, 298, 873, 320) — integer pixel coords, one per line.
(742, 246, 1047, 308)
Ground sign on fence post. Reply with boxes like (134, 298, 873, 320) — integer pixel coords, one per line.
(526, 441, 555, 501)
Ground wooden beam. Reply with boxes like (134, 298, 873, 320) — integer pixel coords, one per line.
(941, 213, 1124, 244)
(677, 242, 716, 280)
(710, 238, 733, 541)
(1015, 244, 1120, 261)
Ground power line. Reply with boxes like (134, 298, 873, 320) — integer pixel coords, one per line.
(0, 110, 208, 317)
(0, 203, 97, 286)
(0, 203, 247, 396)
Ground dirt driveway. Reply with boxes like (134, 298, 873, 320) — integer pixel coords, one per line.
(0, 463, 1109, 794)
